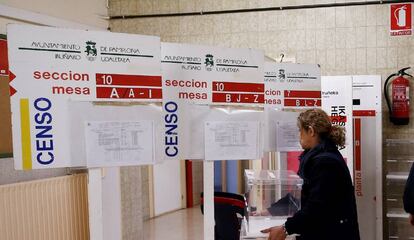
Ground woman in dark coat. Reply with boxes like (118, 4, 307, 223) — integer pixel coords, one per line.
(262, 108, 360, 240)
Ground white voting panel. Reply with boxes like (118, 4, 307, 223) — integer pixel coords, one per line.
(68, 102, 162, 167)
(264, 62, 321, 109)
(352, 75, 382, 240)
(276, 121, 301, 152)
(161, 43, 265, 240)
(265, 109, 301, 152)
(321, 76, 354, 179)
(162, 42, 264, 106)
(263, 63, 321, 152)
(181, 105, 264, 160)
(161, 43, 264, 161)
(7, 24, 161, 169)
(85, 121, 154, 166)
(205, 121, 260, 161)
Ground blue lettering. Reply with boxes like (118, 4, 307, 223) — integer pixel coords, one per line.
(37, 152, 54, 165)
(164, 101, 178, 157)
(165, 101, 178, 112)
(35, 112, 52, 124)
(35, 125, 53, 138)
(165, 135, 178, 145)
(165, 146, 178, 157)
(164, 113, 177, 124)
(165, 124, 178, 135)
(36, 139, 54, 151)
(33, 97, 54, 165)
(34, 98, 52, 111)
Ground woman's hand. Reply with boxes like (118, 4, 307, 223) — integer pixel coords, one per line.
(261, 226, 287, 240)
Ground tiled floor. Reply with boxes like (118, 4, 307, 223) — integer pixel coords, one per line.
(144, 207, 204, 240)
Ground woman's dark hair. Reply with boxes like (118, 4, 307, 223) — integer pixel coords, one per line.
(297, 108, 346, 148)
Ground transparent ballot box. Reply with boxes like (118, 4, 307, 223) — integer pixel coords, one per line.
(242, 170, 303, 238)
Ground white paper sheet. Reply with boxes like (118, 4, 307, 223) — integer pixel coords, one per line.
(85, 121, 154, 167)
(204, 121, 259, 160)
(276, 121, 302, 152)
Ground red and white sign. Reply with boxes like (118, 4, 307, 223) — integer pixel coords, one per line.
(263, 63, 320, 153)
(390, 3, 412, 36)
(284, 90, 321, 107)
(161, 43, 264, 106)
(212, 81, 264, 104)
(7, 24, 161, 169)
(0, 39, 8, 76)
(161, 43, 264, 160)
(95, 73, 162, 99)
(264, 62, 321, 109)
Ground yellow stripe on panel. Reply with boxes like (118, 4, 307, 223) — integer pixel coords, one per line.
(20, 98, 32, 170)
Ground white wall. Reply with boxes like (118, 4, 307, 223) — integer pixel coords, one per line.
(153, 160, 182, 216)
(0, 0, 108, 34)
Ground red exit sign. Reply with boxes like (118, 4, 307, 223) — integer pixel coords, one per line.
(390, 3, 412, 36)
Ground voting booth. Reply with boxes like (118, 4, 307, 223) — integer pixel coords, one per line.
(7, 24, 163, 240)
(7, 24, 163, 170)
(160, 42, 266, 239)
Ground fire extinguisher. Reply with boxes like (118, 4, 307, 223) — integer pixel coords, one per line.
(394, 5, 407, 27)
(384, 67, 413, 125)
